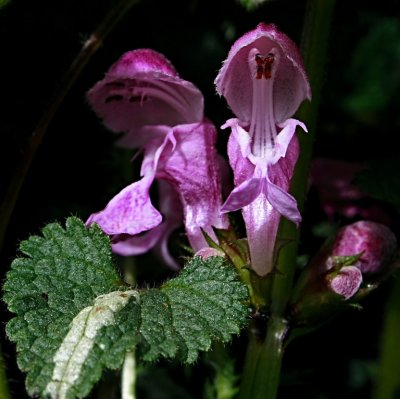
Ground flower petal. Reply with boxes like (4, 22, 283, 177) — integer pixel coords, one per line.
(87, 49, 204, 137)
(157, 122, 229, 250)
(112, 181, 182, 270)
(328, 266, 363, 300)
(222, 118, 252, 158)
(86, 174, 161, 235)
(221, 177, 263, 212)
(215, 23, 311, 124)
(116, 124, 171, 149)
(112, 229, 164, 256)
(270, 118, 307, 163)
(86, 136, 166, 236)
(265, 178, 301, 225)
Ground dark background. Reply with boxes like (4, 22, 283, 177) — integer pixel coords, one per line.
(1, 0, 400, 398)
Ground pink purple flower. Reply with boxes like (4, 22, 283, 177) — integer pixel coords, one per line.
(86, 49, 228, 268)
(215, 23, 311, 275)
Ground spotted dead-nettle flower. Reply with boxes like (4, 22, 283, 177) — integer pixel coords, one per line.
(86, 49, 228, 268)
(215, 23, 311, 275)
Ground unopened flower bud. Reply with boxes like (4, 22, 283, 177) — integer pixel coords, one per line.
(290, 220, 398, 326)
(329, 220, 397, 275)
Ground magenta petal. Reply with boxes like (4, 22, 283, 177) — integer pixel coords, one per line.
(266, 180, 301, 226)
(107, 49, 178, 77)
(328, 266, 363, 300)
(272, 118, 307, 162)
(222, 177, 263, 213)
(157, 121, 229, 251)
(152, 181, 183, 270)
(112, 218, 180, 270)
(86, 175, 161, 235)
(111, 181, 182, 270)
(112, 228, 164, 256)
(116, 125, 171, 149)
(215, 23, 311, 124)
(87, 49, 204, 136)
(221, 118, 252, 158)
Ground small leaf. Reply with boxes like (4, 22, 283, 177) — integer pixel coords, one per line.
(139, 256, 249, 363)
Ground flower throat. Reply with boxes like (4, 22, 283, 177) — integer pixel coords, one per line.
(248, 49, 278, 158)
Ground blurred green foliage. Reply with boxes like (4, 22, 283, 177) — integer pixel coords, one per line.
(0, 0, 10, 9)
(238, 0, 269, 11)
(344, 17, 400, 126)
(355, 157, 400, 210)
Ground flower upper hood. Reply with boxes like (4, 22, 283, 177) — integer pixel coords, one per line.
(87, 49, 204, 145)
(215, 23, 311, 124)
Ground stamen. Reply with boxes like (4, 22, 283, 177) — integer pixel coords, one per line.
(255, 54, 265, 80)
(248, 48, 279, 158)
(254, 53, 275, 80)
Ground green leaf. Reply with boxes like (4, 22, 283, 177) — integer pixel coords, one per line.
(3, 217, 125, 398)
(3, 218, 249, 399)
(139, 256, 249, 363)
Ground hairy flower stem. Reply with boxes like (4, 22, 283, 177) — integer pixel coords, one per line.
(0, 0, 140, 255)
(239, 317, 288, 399)
(239, 0, 335, 397)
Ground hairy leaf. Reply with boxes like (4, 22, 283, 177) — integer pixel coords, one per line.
(3, 217, 125, 398)
(3, 217, 249, 399)
(139, 256, 249, 363)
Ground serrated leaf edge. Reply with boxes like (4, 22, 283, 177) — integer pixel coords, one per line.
(44, 290, 140, 399)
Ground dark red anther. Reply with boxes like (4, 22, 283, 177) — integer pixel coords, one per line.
(264, 53, 275, 79)
(254, 53, 275, 80)
(255, 54, 264, 80)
